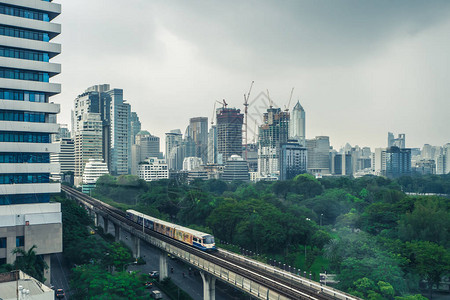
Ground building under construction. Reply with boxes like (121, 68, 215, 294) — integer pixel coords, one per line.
(258, 108, 290, 178)
(216, 107, 244, 163)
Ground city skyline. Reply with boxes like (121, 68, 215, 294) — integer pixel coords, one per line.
(52, 0, 450, 150)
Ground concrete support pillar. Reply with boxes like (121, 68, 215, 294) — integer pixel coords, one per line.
(131, 235, 140, 259)
(43, 254, 51, 286)
(159, 251, 168, 280)
(103, 217, 109, 234)
(93, 212, 98, 227)
(114, 224, 121, 242)
(200, 271, 216, 300)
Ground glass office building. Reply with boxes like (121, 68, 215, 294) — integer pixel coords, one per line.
(0, 0, 62, 281)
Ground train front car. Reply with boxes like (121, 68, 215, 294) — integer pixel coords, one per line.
(200, 234, 216, 251)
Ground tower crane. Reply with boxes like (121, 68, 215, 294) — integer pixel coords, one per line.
(211, 101, 217, 125)
(216, 99, 228, 108)
(284, 87, 294, 112)
(243, 81, 254, 160)
(266, 89, 273, 108)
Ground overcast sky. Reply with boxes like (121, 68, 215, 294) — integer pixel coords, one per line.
(52, 0, 450, 151)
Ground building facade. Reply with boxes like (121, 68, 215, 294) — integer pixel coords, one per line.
(0, 0, 63, 281)
(138, 157, 169, 181)
(289, 101, 306, 146)
(82, 158, 109, 194)
(280, 140, 307, 180)
(306, 136, 330, 175)
(222, 155, 249, 181)
(258, 108, 290, 178)
(189, 117, 208, 163)
(216, 107, 243, 162)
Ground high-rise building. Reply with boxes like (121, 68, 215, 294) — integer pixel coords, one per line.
(130, 112, 141, 145)
(182, 156, 203, 171)
(131, 130, 161, 175)
(50, 137, 74, 180)
(306, 136, 331, 175)
(216, 107, 243, 162)
(280, 140, 307, 180)
(258, 108, 290, 178)
(333, 153, 352, 176)
(207, 125, 218, 164)
(165, 130, 182, 160)
(73, 85, 132, 175)
(289, 100, 306, 146)
(0, 0, 62, 281)
(385, 146, 411, 178)
(74, 113, 103, 186)
(372, 148, 387, 176)
(189, 117, 208, 163)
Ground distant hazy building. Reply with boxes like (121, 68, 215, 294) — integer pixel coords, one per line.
(306, 136, 331, 175)
(372, 148, 387, 176)
(165, 130, 182, 168)
(53, 124, 71, 141)
(216, 107, 244, 162)
(82, 158, 109, 194)
(207, 126, 218, 164)
(280, 140, 307, 180)
(130, 112, 141, 145)
(74, 113, 103, 186)
(138, 158, 169, 181)
(385, 146, 411, 178)
(333, 153, 352, 176)
(246, 143, 258, 172)
(289, 100, 306, 146)
(189, 117, 208, 163)
(50, 137, 75, 180)
(388, 132, 406, 148)
(222, 155, 250, 181)
(414, 159, 436, 175)
(258, 108, 290, 178)
(183, 157, 203, 171)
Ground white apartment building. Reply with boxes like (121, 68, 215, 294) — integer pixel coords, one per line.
(138, 157, 169, 181)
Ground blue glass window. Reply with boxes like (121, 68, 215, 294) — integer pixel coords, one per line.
(16, 236, 24, 247)
(0, 47, 50, 62)
(0, 25, 50, 42)
(0, 237, 6, 248)
(0, 193, 50, 205)
(0, 132, 50, 143)
(0, 5, 49, 22)
(0, 110, 46, 123)
(0, 173, 50, 184)
(0, 153, 49, 163)
(0, 68, 49, 82)
(0, 89, 46, 102)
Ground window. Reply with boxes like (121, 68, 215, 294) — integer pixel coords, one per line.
(0, 5, 49, 22)
(0, 110, 47, 123)
(16, 236, 24, 247)
(0, 132, 50, 143)
(0, 153, 50, 163)
(0, 193, 50, 205)
(0, 47, 49, 62)
(0, 237, 6, 248)
(0, 68, 49, 82)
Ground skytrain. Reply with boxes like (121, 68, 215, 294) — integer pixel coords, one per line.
(126, 209, 216, 251)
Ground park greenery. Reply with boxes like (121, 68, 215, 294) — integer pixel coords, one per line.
(54, 195, 149, 299)
(90, 173, 450, 299)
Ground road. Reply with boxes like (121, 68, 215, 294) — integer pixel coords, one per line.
(120, 231, 247, 300)
(51, 252, 71, 299)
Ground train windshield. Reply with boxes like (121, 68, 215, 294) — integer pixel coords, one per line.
(204, 235, 214, 244)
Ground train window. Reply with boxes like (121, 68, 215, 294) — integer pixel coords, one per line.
(204, 235, 214, 244)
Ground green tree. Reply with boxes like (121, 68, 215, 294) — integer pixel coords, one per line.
(405, 241, 450, 299)
(12, 245, 48, 282)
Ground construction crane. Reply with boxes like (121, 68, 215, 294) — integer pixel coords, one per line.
(284, 87, 294, 112)
(266, 89, 273, 108)
(211, 101, 217, 125)
(216, 99, 228, 108)
(243, 81, 254, 160)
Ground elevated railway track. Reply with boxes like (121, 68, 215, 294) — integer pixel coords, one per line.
(61, 185, 359, 300)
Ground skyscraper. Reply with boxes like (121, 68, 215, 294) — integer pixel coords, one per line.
(289, 100, 306, 146)
(189, 117, 208, 163)
(0, 0, 62, 281)
(306, 136, 331, 175)
(165, 129, 182, 170)
(385, 146, 411, 178)
(388, 132, 406, 148)
(280, 139, 307, 180)
(208, 125, 218, 164)
(216, 107, 244, 163)
(130, 112, 141, 145)
(258, 107, 290, 178)
(72, 85, 131, 176)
